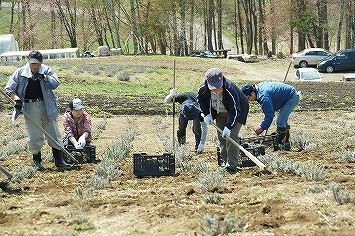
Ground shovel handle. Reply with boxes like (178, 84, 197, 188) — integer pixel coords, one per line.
(211, 122, 266, 170)
(0, 166, 13, 179)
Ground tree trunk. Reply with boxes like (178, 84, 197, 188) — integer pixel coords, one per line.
(129, 0, 138, 54)
(336, 0, 344, 51)
(207, 0, 214, 52)
(189, 0, 195, 54)
(216, 0, 223, 50)
(237, 0, 244, 53)
(234, 0, 239, 53)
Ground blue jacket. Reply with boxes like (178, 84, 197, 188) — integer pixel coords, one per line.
(197, 78, 249, 129)
(4, 63, 60, 122)
(256, 82, 297, 130)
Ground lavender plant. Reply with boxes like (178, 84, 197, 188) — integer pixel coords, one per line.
(329, 149, 355, 163)
(329, 182, 355, 205)
(201, 212, 246, 235)
(259, 154, 327, 181)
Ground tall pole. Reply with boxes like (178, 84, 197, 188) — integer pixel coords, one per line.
(172, 59, 176, 154)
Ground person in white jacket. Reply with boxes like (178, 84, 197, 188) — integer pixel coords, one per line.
(4, 50, 70, 170)
(164, 89, 208, 153)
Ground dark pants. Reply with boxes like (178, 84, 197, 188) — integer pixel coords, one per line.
(177, 116, 201, 145)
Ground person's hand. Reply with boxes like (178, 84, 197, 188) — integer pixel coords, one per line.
(169, 88, 177, 96)
(32, 73, 44, 81)
(75, 143, 83, 149)
(78, 135, 86, 147)
(14, 100, 23, 111)
(255, 127, 264, 135)
(196, 143, 204, 153)
(204, 114, 213, 125)
(222, 127, 231, 138)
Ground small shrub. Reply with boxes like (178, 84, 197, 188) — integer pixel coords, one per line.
(201, 212, 246, 235)
(196, 167, 225, 192)
(204, 191, 222, 204)
(329, 182, 355, 205)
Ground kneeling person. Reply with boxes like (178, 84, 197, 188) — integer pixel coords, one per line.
(62, 99, 92, 149)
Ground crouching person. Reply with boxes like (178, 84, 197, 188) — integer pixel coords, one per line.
(164, 89, 207, 153)
(241, 82, 300, 151)
(62, 99, 92, 149)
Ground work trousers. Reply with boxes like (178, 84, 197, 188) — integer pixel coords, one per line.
(215, 112, 242, 170)
(24, 100, 62, 154)
(276, 92, 300, 128)
(177, 115, 202, 142)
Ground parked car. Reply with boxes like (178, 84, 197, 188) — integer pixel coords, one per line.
(318, 49, 355, 73)
(295, 68, 323, 81)
(292, 48, 333, 68)
(343, 73, 355, 81)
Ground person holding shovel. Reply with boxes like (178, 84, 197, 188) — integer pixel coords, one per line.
(164, 90, 208, 153)
(197, 68, 249, 174)
(4, 50, 71, 170)
(241, 82, 300, 151)
(62, 98, 92, 149)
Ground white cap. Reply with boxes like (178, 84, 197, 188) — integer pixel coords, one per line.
(71, 99, 84, 110)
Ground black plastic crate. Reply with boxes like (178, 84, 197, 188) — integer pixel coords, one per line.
(239, 143, 265, 167)
(133, 153, 175, 177)
(63, 145, 96, 164)
(216, 145, 264, 168)
(240, 133, 278, 151)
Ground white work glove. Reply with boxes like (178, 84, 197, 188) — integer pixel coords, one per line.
(164, 88, 177, 103)
(170, 88, 177, 96)
(204, 114, 213, 125)
(78, 135, 86, 147)
(196, 143, 204, 153)
(75, 143, 83, 150)
(222, 127, 231, 139)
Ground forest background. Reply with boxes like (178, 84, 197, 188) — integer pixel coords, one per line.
(0, 0, 355, 57)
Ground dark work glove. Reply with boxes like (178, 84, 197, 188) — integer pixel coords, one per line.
(32, 73, 44, 81)
(14, 100, 23, 111)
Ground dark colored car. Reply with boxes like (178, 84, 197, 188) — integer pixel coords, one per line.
(317, 49, 355, 73)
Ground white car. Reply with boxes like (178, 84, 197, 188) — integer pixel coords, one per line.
(295, 68, 323, 81)
(292, 48, 333, 68)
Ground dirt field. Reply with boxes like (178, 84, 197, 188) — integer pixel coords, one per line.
(1, 56, 355, 235)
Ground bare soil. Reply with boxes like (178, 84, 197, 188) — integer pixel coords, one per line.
(1, 56, 355, 235)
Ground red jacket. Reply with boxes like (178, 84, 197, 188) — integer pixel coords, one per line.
(62, 110, 92, 142)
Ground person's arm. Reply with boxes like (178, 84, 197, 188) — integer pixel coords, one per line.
(199, 121, 208, 145)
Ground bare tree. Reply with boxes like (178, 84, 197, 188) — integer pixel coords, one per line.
(53, 0, 78, 48)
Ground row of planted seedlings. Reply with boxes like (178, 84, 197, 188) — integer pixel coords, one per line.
(153, 114, 355, 235)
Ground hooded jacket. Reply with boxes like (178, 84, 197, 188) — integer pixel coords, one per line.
(197, 78, 249, 130)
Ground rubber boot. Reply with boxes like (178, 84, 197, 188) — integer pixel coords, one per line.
(31, 152, 46, 171)
(52, 148, 71, 169)
(277, 127, 288, 150)
(177, 135, 186, 145)
(284, 125, 291, 151)
(195, 138, 201, 152)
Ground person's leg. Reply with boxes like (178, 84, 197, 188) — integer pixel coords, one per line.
(227, 122, 242, 170)
(192, 118, 202, 151)
(215, 113, 228, 164)
(40, 105, 70, 168)
(24, 101, 45, 155)
(276, 93, 299, 150)
(177, 115, 188, 145)
(276, 93, 299, 128)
